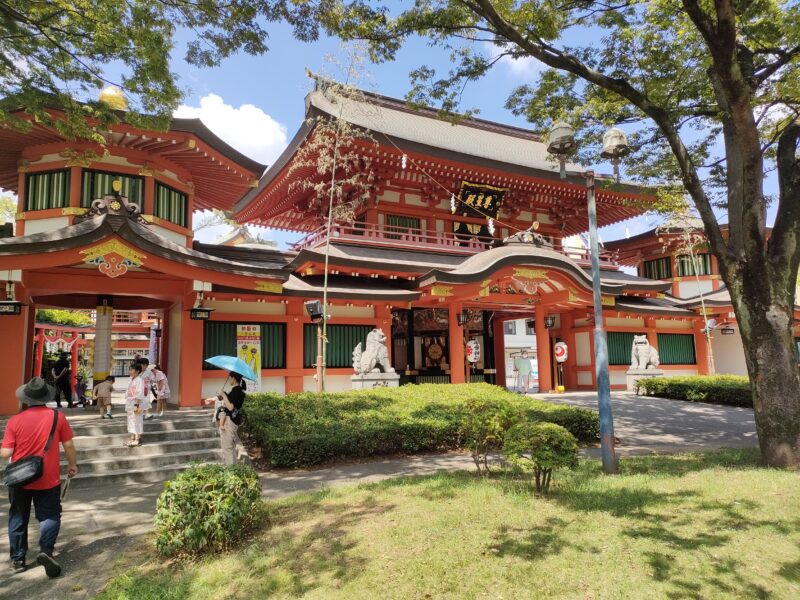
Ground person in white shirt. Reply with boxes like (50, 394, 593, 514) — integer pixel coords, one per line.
(125, 364, 147, 447)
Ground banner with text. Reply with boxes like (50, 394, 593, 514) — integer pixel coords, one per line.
(454, 181, 507, 240)
(236, 324, 261, 392)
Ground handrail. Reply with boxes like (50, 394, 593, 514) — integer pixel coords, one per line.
(291, 221, 619, 264)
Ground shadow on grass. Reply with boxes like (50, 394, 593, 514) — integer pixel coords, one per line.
(487, 517, 596, 561)
(98, 492, 393, 600)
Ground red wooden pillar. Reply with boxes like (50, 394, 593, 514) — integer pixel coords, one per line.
(694, 320, 711, 375)
(285, 301, 305, 393)
(561, 312, 577, 390)
(535, 310, 553, 392)
(492, 316, 507, 389)
(33, 332, 45, 378)
(70, 342, 79, 392)
(0, 304, 31, 415)
(178, 296, 203, 407)
(448, 302, 465, 384)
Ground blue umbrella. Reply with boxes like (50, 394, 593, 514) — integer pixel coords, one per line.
(204, 355, 258, 382)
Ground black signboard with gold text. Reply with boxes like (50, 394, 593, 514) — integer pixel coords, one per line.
(453, 181, 506, 241)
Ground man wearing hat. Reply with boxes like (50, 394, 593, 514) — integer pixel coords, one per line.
(1, 377, 77, 577)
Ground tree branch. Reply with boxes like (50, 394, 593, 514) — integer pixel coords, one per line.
(465, 0, 729, 258)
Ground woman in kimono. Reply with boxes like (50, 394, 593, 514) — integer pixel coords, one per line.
(125, 363, 147, 447)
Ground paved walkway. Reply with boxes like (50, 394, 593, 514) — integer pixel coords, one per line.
(539, 391, 758, 452)
(0, 393, 758, 598)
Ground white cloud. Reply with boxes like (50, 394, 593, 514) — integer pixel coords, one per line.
(484, 42, 544, 80)
(174, 94, 288, 166)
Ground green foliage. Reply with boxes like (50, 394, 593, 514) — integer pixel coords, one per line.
(154, 464, 262, 557)
(460, 394, 520, 474)
(637, 375, 752, 407)
(0, 1, 296, 138)
(36, 308, 92, 327)
(244, 383, 598, 468)
(504, 422, 578, 493)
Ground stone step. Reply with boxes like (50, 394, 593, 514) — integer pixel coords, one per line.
(73, 427, 218, 448)
(67, 415, 214, 436)
(62, 448, 222, 475)
(63, 461, 222, 490)
(73, 436, 220, 461)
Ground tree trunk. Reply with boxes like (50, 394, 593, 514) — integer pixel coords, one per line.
(727, 264, 800, 468)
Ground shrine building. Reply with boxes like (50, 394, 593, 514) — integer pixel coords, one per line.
(2, 81, 785, 415)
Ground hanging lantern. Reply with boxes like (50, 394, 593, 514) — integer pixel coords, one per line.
(487, 218, 495, 236)
(546, 121, 577, 180)
(600, 127, 630, 182)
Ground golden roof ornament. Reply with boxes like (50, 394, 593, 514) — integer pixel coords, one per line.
(98, 86, 128, 111)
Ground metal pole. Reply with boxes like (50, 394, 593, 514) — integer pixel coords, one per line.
(585, 171, 617, 474)
(315, 323, 323, 393)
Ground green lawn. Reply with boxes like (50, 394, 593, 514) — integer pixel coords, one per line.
(99, 449, 800, 600)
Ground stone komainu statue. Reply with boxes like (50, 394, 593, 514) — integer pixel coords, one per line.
(352, 329, 395, 375)
(630, 334, 660, 369)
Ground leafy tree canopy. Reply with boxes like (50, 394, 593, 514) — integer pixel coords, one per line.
(36, 308, 92, 327)
(0, 0, 322, 139)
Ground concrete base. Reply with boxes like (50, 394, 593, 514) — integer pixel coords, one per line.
(351, 371, 401, 389)
(626, 368, 665, 392)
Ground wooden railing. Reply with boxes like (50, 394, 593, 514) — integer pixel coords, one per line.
(291, 222, 619, 265)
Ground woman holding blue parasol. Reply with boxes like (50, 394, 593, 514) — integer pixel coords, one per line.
(202, 355, 255, 464)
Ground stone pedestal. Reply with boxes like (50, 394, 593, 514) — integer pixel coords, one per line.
(351, 372, 401, 389)
(626, 368, 664, 392)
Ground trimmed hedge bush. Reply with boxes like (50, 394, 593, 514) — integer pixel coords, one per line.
(504, 422, 578, 493)
(244, 383, 599, 468)
(154, 464, 262, 557)
(636, 375, 752, 407)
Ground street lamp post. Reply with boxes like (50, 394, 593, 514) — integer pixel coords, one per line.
(547, 122, 624, 474)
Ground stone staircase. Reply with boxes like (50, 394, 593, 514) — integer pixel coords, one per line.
(63, 408, 222, 489)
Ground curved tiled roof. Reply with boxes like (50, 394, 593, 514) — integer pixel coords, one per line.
(417, 243, 671, 294)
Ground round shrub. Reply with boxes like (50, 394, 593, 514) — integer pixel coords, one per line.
(154, 464, 262, 557)
(504, 422, 578, 493)
(461, 395, 520, 474)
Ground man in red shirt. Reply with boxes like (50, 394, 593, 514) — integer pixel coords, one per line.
(1, 378, 78, 577)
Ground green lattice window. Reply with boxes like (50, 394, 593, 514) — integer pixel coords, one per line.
(202, 322, 286, 370)
(386, 214, 420, 239)
(607, 332, 636, 365)
(304, 324, 373, 368)
(676, 254, 713, 277)
(154, 182, 188, 227)
(657, 333, 696, 365)
(24, 170, 70, 211)
(81, 170, 143, 207)
(642, 257, 672, 280)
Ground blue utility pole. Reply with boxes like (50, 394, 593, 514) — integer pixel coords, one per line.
(585, 171, 617, 474)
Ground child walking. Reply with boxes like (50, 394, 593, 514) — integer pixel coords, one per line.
(125, 364, 146, 447)
(94, 375, 115, 418)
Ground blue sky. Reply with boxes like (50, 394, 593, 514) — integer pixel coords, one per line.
(172, 23, 674, 247)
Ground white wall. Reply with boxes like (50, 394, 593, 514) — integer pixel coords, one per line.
(202, 375, 285, 397)
(303, 375, 351, 392)
(575, 331, 592, 366)
(151, 224, 187, 246)
(677, 279, 714, 299)
(24, 217, 69, 235)
(712, 327, 748, 375)
(504, 318, 537, 349)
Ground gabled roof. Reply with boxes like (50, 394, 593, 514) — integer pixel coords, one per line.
(0, 214, 289, 280)
(234, 81, 652, 229)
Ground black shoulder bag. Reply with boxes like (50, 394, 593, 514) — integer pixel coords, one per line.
(3, 409, 59, 488)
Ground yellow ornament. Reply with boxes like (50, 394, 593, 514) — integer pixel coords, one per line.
(98, 86, 128, 111)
